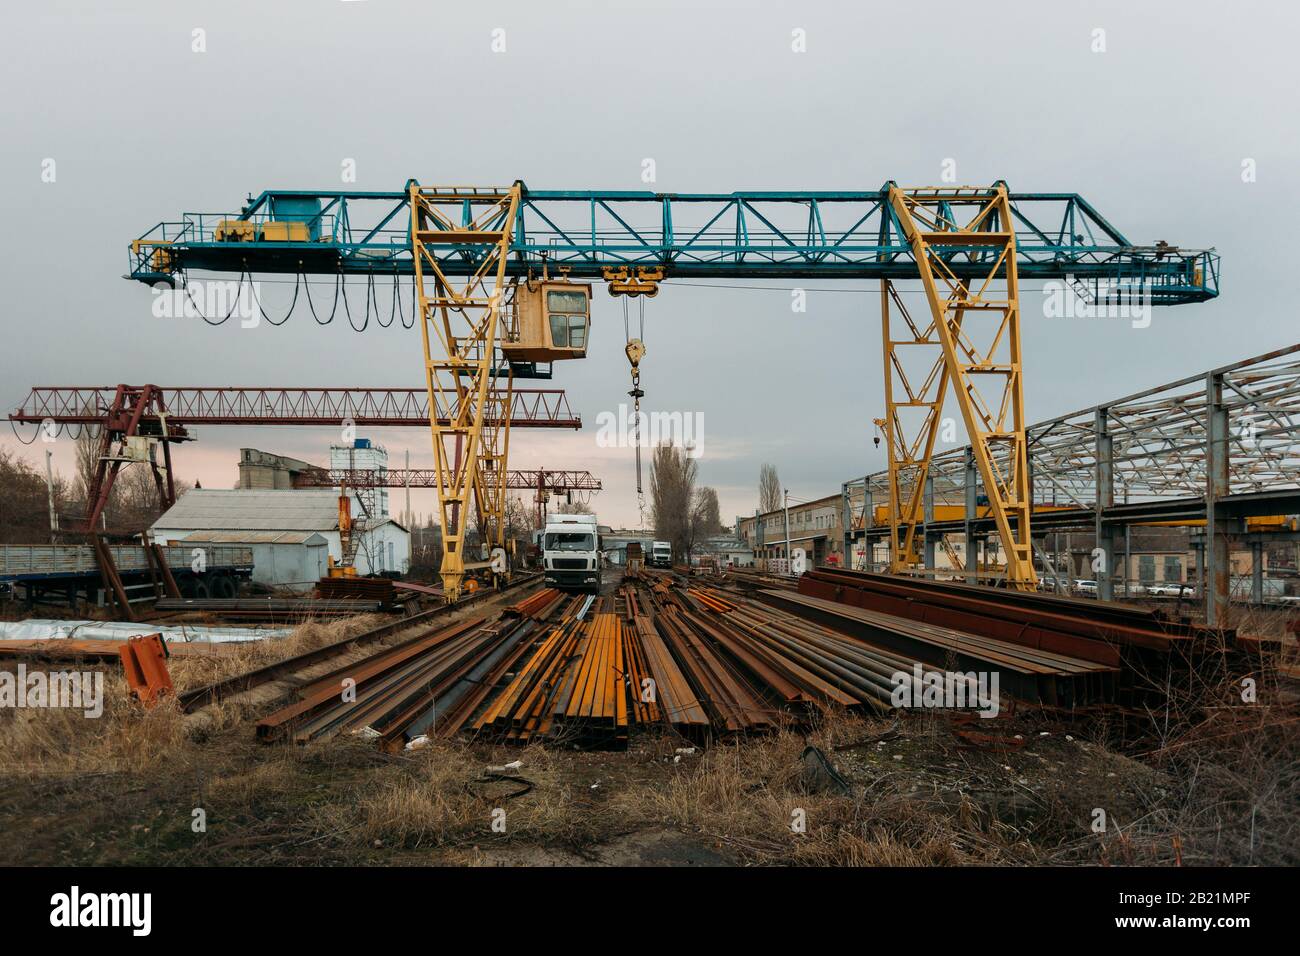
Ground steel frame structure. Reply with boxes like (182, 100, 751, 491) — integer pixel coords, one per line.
(127, 183, 1219, 304)
(408, 184, 521, 599)
(885, 185, 1033, 587)
(291, 467, 600, 493)
(11, 385, 578, 429)
(125, 179, 1218, 601)
(844, 345, 1300, 623)
(70, 385, 180, 534)
(8, 382, 580, 540)
(292, 467, 602, 533)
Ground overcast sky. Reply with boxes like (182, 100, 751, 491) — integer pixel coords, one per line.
(2, 0, 1297, 530)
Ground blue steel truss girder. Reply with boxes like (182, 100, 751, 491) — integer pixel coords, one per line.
(127, 183, 1220, 305)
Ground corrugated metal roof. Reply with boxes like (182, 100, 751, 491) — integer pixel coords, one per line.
(152, 489, 347, 532)
(177, 529, 330, 545)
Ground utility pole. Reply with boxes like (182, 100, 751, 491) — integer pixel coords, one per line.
(783, 488, 792, 574)
(44, 449, 58, 544)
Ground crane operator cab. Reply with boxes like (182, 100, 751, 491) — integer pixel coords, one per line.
(501, 279, 591, 363)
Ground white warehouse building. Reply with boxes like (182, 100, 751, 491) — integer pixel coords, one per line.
(151, 489, 410, 591)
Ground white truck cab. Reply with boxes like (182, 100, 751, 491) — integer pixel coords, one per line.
(542, 513, 602, 593)
(650, 540, 672, 569)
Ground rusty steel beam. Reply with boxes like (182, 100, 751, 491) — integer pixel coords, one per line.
(177, 572, 542, 712)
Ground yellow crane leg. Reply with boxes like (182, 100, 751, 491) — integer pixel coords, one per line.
(884, 184, 1036, 590)
(409, 182, 521, 602)
(879, 278, 965, 574)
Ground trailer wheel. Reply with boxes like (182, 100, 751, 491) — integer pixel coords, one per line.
(191, 579, 211, 600)
(212, 575, 237, 599)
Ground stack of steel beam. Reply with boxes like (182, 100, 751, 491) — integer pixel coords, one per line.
(629, 573, 1127, 724)
(256, 615, 541, 748)
(794, 568, 1212, 702)
(505, 587, 565, 620)
(685, 601, 862, 709)
(623, 587, 710, 735)
(475, 609, 639, 746)
(314, 576, 397, 604)
(722, 566, 799, 591)
(718, 599, 982, 711)
(403, 617, 542, 747)
(799, 568, 1206, 655)
(552, 613, 628, 741)
(183, 604, 478, 711)
(237, 562, 1199, 754)
(474, 617, 587, 742)
(653, 604, 780, 733)
(755, 589, 1117, 707)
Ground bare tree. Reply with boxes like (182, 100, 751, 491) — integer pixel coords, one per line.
(759, 463, 781, 514)
(651, 444, 704, 561)
(694, 486, 722, 538)
(74, 421, 109, 518)
(0, 449, 71, 544)
(556, 499, 593, 515)
(503, 495, 534, 566)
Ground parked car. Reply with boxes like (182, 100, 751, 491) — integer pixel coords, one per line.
(1073, 579, 1098, 596)
(1148, 582, 1196, 597)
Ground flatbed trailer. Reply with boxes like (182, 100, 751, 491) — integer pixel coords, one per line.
(0, 543, 254, 611)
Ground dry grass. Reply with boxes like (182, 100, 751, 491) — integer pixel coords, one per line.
(294, 712, 1122, 865)
(0, 613, 390, 777)
(1073, 622, 1300, 866)
(0, 602, 1296, 866)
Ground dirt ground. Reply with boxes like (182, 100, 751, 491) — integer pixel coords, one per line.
(1, 587, 1296, 867)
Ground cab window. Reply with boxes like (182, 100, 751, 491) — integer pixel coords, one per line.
(547, 290, 587, 313)
(549, 314, 588, 348)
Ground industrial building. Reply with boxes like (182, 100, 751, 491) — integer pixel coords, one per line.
(738, 494, 846, 570)
(238, 448, 317, 490)
(151, 489, 410, 586)
(240, 441, 392, 519)
(695, 533, 755, 569)
(600, 530, 648, 567)
(159, 530, 329, 593)
(330, 439, 390, 518)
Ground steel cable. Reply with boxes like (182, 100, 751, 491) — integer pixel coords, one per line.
(180, 266, 250, 326)
(249, 268, 300, 326)
(303, 269, 342, 325)
(342, 272, 371, 332)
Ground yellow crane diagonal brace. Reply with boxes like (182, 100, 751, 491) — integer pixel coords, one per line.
(879, 278, 968, 571)
(885, 184, 1036, 589)
(409, 182, 521, 601)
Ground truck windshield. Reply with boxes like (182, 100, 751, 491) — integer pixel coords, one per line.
(545, 533, 593, 551)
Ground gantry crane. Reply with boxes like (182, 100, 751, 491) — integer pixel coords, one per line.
(125, 181, 1218, 598)
(291, 466, 601, 532)
(10, 383, 579, 534)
